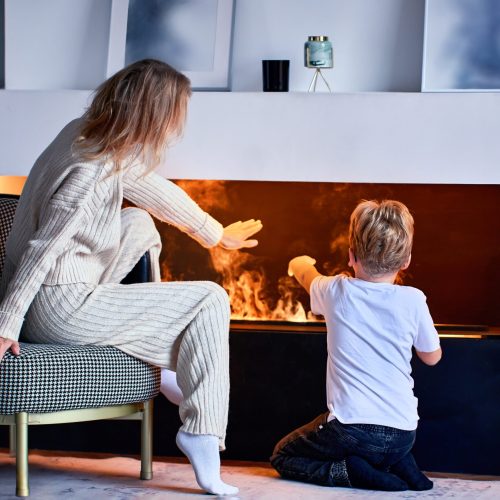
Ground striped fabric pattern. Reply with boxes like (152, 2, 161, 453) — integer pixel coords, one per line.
(0, 118, 231, 448)
(0, 118, 223, 342)
(0, 197, 161, 415)
(24, 278, 231, 447)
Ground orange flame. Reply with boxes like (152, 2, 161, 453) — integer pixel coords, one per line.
(209, 246, 316, 322)
(174, 179, 321, 322)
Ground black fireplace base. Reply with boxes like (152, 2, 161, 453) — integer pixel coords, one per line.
(1, 327, 499, 475)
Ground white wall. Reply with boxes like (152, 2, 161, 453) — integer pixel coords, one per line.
(4, 0, 111, 90)
(231, 0, 425, 92)
(1, 0, 425, 92)
(165, 92, 500, 184)
(1, 91, 499, 185)
(0, 91, 91, 170)
(0, 1, 498, 185)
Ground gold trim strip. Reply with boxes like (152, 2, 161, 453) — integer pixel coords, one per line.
(0, 403, 144, 426)
(439, 334, 483, 339)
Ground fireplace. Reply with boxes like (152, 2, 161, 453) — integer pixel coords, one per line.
(156, 179, 500, 329)
(185, 179, 498, 474)
(1, 176, 499, 474)
(3, 175, 498, 327)
(1, 89, 500, 475)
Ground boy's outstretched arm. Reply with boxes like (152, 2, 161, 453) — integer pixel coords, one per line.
(288, 255, 322, 294)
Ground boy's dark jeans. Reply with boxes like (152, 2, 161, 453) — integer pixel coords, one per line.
(270, 412, 416, 487)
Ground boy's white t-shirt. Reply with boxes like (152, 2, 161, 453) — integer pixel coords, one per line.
(310, 274, 440, 431)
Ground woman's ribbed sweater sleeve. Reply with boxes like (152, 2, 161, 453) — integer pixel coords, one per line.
(0, 166, 97, 341)
(123, 169, 223, 248)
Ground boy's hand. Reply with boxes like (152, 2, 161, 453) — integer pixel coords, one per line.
(288, 255, 317, 277)
(288, 255, 321, 294)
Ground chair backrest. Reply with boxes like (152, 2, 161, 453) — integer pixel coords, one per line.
(0, 195, 152, 283)
(0, 196, 19, 274)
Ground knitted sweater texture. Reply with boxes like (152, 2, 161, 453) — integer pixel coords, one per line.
(0, 119, 223, 341)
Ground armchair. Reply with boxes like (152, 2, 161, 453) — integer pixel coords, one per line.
(0, 195, 161, 497)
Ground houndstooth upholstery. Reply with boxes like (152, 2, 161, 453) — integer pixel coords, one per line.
(0, 197, 18, 271)
(0, 343, 160, 414)
(0, 196, 160, 415)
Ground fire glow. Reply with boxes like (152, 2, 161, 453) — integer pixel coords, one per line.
(165, 179, 328, 322)
(208, 246, 318, 322)
(2, 177, 497, 326)
(158, 180, 500, 327)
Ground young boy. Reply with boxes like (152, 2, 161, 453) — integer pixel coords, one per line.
(271, 200, 441, 491)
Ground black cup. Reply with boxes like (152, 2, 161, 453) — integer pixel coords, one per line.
(262, 60, 290, 92)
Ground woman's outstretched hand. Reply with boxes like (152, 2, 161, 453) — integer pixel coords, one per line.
(219, 219, 263, 250)
(0, 337, 20, 363)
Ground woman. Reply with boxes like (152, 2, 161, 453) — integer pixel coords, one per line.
(0, 59, 262, 495)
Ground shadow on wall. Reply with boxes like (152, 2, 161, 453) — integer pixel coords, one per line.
(125, 0, 217, 72)
(454, 0, 500, 89)
(389, 0, 425, 91)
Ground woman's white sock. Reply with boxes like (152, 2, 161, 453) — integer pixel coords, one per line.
(176, 431, 239, 496)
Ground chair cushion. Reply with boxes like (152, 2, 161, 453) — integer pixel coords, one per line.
(0, 343, 160, 414)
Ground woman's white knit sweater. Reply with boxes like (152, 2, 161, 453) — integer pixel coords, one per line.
(0, 118, 232, 447)
(0, 118, 223, 342)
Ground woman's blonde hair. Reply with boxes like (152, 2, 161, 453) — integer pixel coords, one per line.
(349, 199, 414, 276)
(76, 59, 191, 172)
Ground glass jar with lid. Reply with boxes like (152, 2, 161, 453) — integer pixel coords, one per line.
(304, 36, 333, 69)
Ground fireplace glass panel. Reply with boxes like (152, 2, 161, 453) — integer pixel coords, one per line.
(152, 181, 500, 327)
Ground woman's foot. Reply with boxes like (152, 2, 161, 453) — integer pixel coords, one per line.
(176, 431, 239, 496)
(346, 456, 408, 491)
(390, 453, 433, 491)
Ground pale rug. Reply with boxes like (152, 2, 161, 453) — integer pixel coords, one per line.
(0, 451, 499, 499)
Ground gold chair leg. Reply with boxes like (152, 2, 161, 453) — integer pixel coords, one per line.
(140, 400, 153, 480)
(15, 413, 29, 497)
(9, 424, 16, 457)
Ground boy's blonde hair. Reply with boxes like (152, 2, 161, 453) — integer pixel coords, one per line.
(76, 59, 191, 172)
(349, 199, 414, 276)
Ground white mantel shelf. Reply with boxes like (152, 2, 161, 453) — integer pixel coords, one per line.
(1, 90, 499, 185)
